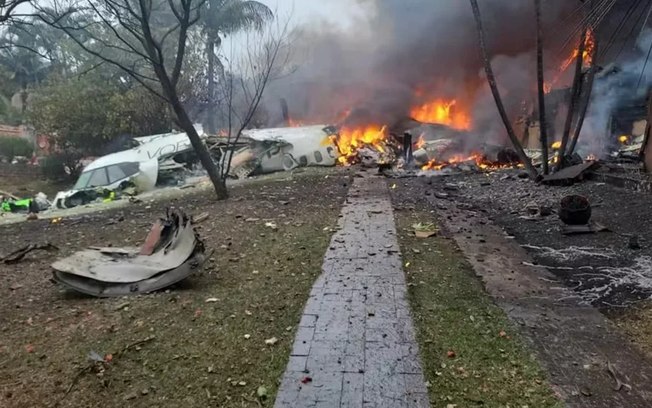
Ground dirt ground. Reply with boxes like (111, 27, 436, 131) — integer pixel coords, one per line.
(0, 170, 351, 408)
(0, 177, 68, 199)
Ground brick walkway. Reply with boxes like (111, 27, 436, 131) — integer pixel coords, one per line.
(274, 176, 430, 408)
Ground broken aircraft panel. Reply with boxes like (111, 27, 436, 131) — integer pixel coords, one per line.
(231, 125, 339, 178)
(52, 210, 204, 297)
(51, 127, 205, 209)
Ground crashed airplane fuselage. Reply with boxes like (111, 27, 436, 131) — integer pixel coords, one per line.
(52, 130, 203, 209)
(230, 125, 339, 178)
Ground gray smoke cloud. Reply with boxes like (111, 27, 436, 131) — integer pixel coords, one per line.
(578, 28, 652, 157)
(262, 0, 579, 146)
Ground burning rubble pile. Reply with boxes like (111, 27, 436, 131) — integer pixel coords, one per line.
(322, 98, 523, 174)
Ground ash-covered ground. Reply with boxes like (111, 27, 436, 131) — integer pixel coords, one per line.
(390, 169, 652, 308)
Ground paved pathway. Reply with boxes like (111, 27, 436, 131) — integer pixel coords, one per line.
(275, 176, 430, 408)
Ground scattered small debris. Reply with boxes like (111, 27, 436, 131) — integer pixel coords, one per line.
(300, 376, 313, 384)
(265, 337, 278, 346)
(192, 212, 210, 224)
(561, 222, 609, 235)
(265, 222, 278, 230)
(205, 298, 219, 303)
(1, 243, 58, 265)
(257, 385, 268, 400)
(412, 222, 437, 238)
(447, 350, 456, 358)
(113, 302, 130, 311)
(607, 361, 632, 392)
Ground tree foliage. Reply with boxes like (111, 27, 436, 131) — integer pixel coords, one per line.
(0, 136, 33, 161)
(29, 74, 171, 155)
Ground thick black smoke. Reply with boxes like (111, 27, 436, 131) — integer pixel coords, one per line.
(262, 0, 584, 145)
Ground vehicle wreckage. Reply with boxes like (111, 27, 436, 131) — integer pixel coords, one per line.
(51, 209, 204, 297)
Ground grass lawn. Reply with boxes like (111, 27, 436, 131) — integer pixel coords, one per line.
(395, 209, 563, 408)
(0, 171, 349, 408)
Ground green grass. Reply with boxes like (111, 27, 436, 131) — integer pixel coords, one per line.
(396, 211, 563, 408)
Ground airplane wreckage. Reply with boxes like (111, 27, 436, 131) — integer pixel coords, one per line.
(49, 124, 339, 210)
(52, 209, 205, 297)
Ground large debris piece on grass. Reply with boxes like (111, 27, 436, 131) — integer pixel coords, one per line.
(52, 209, 204, 297)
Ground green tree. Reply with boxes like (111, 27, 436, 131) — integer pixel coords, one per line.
(202, 0, 273, 134)
(29, 74, 172, 156)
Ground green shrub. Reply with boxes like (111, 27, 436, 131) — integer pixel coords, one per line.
(0, 137, 34, 161)
(41, 151, 84, 181)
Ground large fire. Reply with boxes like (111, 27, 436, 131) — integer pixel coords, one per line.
(330, 125, 388, 165)
(410, 99, 472, 130)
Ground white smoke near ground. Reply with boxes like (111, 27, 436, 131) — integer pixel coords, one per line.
(261, 0, 576, 148)
(577, 29, 652, 157)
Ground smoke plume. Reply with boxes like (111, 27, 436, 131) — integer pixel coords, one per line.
(262, 0, 599, 146)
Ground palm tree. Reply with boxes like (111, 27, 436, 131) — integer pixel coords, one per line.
(201, 0, 273, 134)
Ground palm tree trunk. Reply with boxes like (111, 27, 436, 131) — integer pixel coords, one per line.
(535, 0, 549, 175)
(469, 0, 538, 179)
(207, 37, 217, 135)
(555, 27, 587, 171)
(569, 40, 599, 155)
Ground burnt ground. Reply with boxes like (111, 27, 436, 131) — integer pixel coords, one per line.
(390, 170, 652, 406)
(392, 170, 652, 308)
(0, 170, 351, 408)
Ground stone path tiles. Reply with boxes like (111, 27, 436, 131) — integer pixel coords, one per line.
(275, 176, 430, 408)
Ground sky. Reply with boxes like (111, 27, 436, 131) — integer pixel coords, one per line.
(259, 0, 368, 31)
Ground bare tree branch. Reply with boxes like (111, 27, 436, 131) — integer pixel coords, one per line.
(0, 0, 30, 24)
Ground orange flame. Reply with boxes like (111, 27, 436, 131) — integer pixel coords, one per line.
(560, 28, 595, 72)
(421, 152, 517, 172)
(551, 141, 562, 149)
(546, 28, 595, 93)
(410, 99, 471, 130)
(415, 134, 426, 149)
(618, 135, 629, 144)
(288, 118, 304, 127)
(330, 125, 388, 165)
